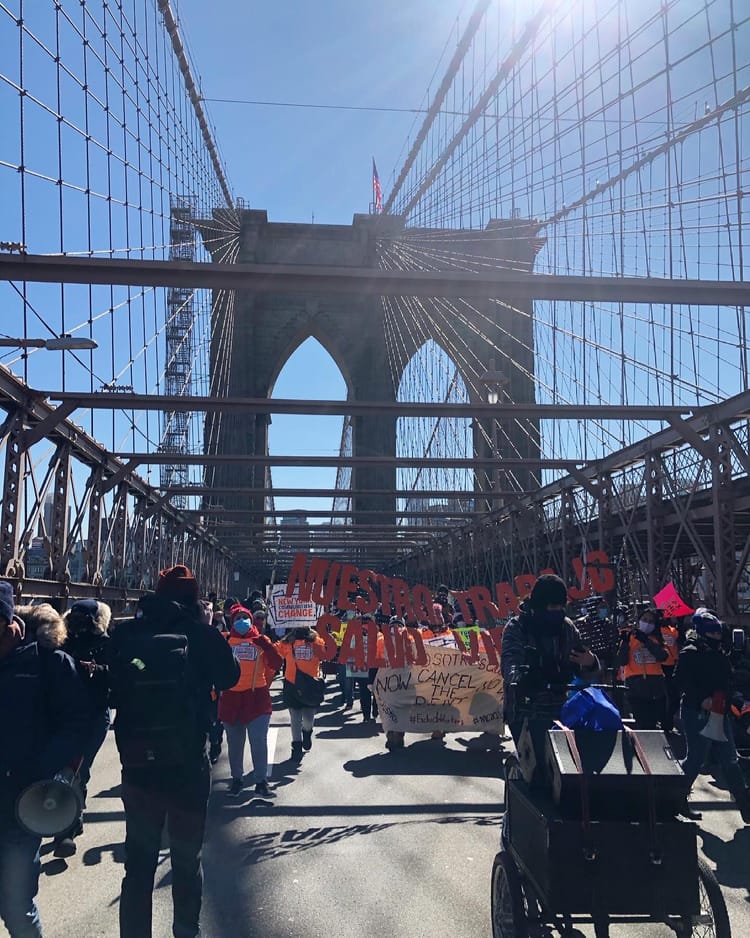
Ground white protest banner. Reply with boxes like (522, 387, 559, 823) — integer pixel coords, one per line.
(267, 583, 319, 634)
(373, 645, 504, 734)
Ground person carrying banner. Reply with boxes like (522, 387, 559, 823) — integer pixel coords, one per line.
(616, 607, 669, 730)
(220, 604, 282, 797)
(382, 617, 409, 751)
(343, 615, 377, 724)
(110, 564, 240, 938)
(277, 626, 327, 759)
(675, 608, 750, 823)
(361, 613, 380, 724)
(336, 611, 355, 709)
(434, 585, 454, 623)
(430, 604, 449, 636)
(0, 581, 92, 938)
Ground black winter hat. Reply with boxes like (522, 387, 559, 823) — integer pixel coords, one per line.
(529, 574, 568, 610)
(0, 581, 15, 625)
(70, 598, 99, 624)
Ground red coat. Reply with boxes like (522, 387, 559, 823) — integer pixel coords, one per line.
(218, 628, 282, 724)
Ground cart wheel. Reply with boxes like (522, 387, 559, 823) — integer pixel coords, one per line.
(491, 850, 528, 938)
(675, 858, 731, 938)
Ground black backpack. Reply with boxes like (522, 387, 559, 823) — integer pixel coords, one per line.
(110, 623, 200, 769)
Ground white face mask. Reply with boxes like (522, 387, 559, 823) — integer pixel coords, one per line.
(637, 620, 656, 635)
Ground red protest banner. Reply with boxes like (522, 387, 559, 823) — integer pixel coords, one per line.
(286, 549, 616, 626)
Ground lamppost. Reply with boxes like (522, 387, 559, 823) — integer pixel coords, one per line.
(0, 334, 98, 350)
(480, 357, 509, 504)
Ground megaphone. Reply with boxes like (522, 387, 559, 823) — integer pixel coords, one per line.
(15, 776, 82, 838)
(700, 691, 728, 743)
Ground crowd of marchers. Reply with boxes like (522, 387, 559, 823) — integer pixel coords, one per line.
(1, 567, 749, 938)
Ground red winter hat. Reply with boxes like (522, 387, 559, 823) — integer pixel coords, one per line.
(156, 564, 199, 604)
(228, 603, 252, 622)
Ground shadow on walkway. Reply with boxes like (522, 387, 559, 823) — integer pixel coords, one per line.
(699, 825, 750, 899)
(238, 811, 502, 865)
(344, 738, 503, 779)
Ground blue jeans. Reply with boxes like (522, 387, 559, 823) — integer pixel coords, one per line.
(680, 704, 746, 796)
(0, 823, 43, 937)
(337, 663, 353, 704)
(289, 707, 316, 741)
(224, 714, 271, 782)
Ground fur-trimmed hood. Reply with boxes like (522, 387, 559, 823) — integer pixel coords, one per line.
(64, 599, 112, 637)
(16, 603, 68, 650)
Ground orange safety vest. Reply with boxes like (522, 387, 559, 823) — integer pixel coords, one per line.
(280, 638, 324, 684)
(662, 625, 679, 667)
(228, 635, 270, 692)
(621, 634, 665, 680)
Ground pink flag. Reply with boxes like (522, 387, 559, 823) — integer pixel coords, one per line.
(653, 582, 694, 618)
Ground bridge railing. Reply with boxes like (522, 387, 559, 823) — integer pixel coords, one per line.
(395, 389, 750, 623)
(0, 365, 232, 610)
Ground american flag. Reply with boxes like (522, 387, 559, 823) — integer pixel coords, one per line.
(372, 158, 382, 213)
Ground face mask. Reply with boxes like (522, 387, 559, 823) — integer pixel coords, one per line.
(637, 620, 655, 635)
(234, 618, 251, 636)
(536, 609, 565, 631)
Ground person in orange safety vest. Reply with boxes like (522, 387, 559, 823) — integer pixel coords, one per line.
(276, 627, 326, 760)
(616, 607, 668, 729)
(219, 604, 282, 797)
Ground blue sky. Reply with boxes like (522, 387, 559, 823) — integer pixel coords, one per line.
(176, 0, 466, 221)
(173, 0, 467, 510)
(2, 1, 744, 526)
(0, 0, 471, 530)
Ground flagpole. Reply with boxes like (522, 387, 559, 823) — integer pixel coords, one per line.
(372, 157, 382, 214)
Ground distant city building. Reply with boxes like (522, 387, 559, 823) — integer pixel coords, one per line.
(402, 495, 474, 527)
(279, 511, 311, 555)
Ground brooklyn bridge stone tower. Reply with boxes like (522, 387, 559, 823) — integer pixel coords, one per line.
(196, 209, 542, 569)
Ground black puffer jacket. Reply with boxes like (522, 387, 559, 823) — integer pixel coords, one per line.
(501, 603, 599, 719)
(0, 639, 92, 830)
(674, 635, 733, 710)
(109, 595, 240, 764)
(62, 630, 111, 712)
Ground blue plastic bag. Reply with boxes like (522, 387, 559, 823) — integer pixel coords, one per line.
(560, 686, 623, 731)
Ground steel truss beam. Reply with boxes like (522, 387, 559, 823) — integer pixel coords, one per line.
(393, 388, 750, 622)
(209, 522, 456, 532)
(0, 365, 233, 606)
(164, 487, 526, 499)
(2, 253, 749, 306)
(114, 454, 579, 469)
(190, 509, 505, 519)
(36, 391, 699, 421)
